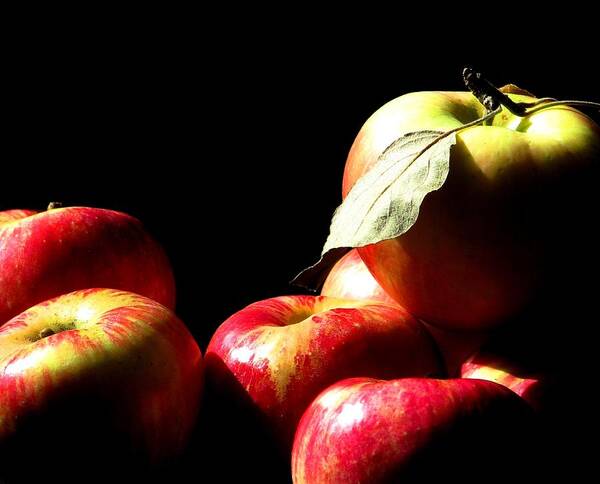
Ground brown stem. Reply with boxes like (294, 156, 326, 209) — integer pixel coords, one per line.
(38, 327, 56, 339)
(463, 67, 523, 114)
(47, 201, 63, 210)
(463, 67, 600, 117)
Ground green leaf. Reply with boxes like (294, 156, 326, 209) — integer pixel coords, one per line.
(293, 130, 456, 290)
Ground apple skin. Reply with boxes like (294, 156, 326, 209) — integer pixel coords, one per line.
(0, 209, 37, 224)
(292, 377, 534, 483)
(461, 352, 544, 409)
(0, 206, 176, 324)
(322, 249, 487, 376)
(321, 249, 397, 305)
(343, 91, 600, 330)
(457, 312, 596, 479)
(0, 288, 203, 481)
(459, 317, 563, 411)
(205, 295, 442, 448)
(421, 323, 488, 378)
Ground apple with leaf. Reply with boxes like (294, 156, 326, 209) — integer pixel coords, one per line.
(296, 69, 600, 331)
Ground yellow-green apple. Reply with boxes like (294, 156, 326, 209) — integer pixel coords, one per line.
(205, 295, 442, 449)
(0, 288, 203, 481)
(343, 91, 600, 330)
(322, 249, 487, 376)
(292, 377, 534, 483)
(0, 206, 176, 324)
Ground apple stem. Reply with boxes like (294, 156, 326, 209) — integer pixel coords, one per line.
(463, 67, 521, 114)
(38, 327, 56, 339)
(410, 67, 600, 183)
(47, 201, 63, 210)
(463, 67, 600, 117)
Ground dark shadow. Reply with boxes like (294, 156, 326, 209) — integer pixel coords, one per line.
(0, 391, 177, 484)
(191, 352, 292, 484)
(463, 293, 598, 481)
(366, 394, 540, 483)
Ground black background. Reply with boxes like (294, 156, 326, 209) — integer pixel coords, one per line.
(5, 42, 599, 349)
(3, 27, 599, 482)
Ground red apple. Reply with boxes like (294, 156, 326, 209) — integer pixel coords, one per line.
(322, 249, 487, 376)
(321, 249, 397, 305)
(461, 352, 545, 409)
(343, 91, 600, 330)
(292, 377, 534, 483)
(459, 318, 563, 411)
(205, 295, 442, 448)
(0, 209, 37, 224)
(0, 206, 176, 324)
(460, 308, 596, 479)
(0, 288, 203, 481)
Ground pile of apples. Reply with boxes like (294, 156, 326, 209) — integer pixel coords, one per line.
(0, 207, 202, 482)
(204, 88, 600, 482)
(1, 86, 599, 483)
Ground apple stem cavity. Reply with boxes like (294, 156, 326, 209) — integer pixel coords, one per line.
(38, 327, 56, 339)
(463, 67, 600, 117)
(36, 321, 78, 341)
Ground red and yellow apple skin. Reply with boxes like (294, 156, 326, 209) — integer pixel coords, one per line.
(292, 377, 533, 483)
(205, 295, 442, 448)
(343, 91, 600, 330)
(0, 289, 203, 478)
(461, 354, 543, 409)
(0, 206, 176, 324)
(322, 248, 487, 376)
(459, 313, 567, 411)
(0, 209, 37, 224)
(321, 249, 398, 305)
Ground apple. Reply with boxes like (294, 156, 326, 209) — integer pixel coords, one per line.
(321, 249, 397, 305)
(205, 295, 442, 449)
(0, 206, 176, 324)
(0, 288, 203, 482)
(343, 91, 600, 330)
(461, 352, 546, 410)
(458, 299, 595, 480)
(459, 315, 566, 411)
(292, 377, 535, 483)
(322, 248, 487, 376)
(0, 209, 37, 224)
